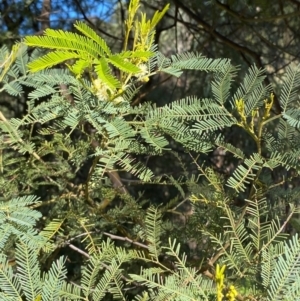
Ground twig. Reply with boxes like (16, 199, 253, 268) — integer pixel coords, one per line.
(68, 243, 90, 259)
(103, 232, 149, 249)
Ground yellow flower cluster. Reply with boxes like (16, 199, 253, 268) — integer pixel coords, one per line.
(215, 264, 226, 301)
(215, 264, 238, 301)
(226, 285, 238, 301)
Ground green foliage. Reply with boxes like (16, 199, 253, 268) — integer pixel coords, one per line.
(0, 242, 67, 301)
(1, 0, 300, 300)
(0, 196, 51, 252)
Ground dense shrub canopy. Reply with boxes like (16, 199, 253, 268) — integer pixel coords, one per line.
(1, 1, 300, 300)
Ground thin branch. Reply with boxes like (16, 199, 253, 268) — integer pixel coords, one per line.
(103, 232, 149, 249)
(73, 0, 122, 41)
(39, 0, 51, 31)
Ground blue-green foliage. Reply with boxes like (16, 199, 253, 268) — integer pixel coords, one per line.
(1, 11, 300, 301)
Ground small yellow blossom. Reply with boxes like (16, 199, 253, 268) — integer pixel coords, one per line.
(215, 264, 226, 301)
(226, 285, 238, 301)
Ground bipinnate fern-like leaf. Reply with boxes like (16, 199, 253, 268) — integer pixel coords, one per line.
(0, 113, 37, 155)
(1, 195, 41, 228)
(60, 282, 82, 300)
(107, 54, 141, 73)
(79, 241, 134, 301)
(223, 206, 253, 268)
(157, 51, 231, 78)
(0, 241, 68, 301)
(204, 229, 247, 277)
(0, 239, 127, 301)
(157, 118, 213, 153)
(201, 197, 300, 300)
(192, 114, 234, 132)
(146, 96, 236, 136)
(231, 65, 270, 115)
(211, 64, 237, 105)
(277, 118, 296, 142)
(215, 138, 246, 159)
(245, 198, 288, 252)
(26, 27, 103, 55)
(74, 21, 112, 56)
(91, 150, 154, 182)
(267, 151, 300, 171)
(145, 206, 163, 260)
(130, 238, 215, 300)
(94, 58, 121, 89)
(24, 21, 152, 92)
(16, 241, 42, 300)
(92, 256, 125, 300)
(279, 64, 300, 128)
(0, 44, 45, 97)
(39, 218, 66, 245)
(0, 44, 24, 88)
(267, 234, 300, 301)
(0, 45, 10, 66)
(0, 196, 50, 252)
(27, 51, 81, 71)
(15, 44, 29, 75)
(0, 254, 22, 300)
(116, 154, 154, 181)
(226, 153, 264, 192)
(169, 52, 231, 74)
(81, 255, 106, 298)
(103, 117, 135, 139)
(282, 108, 300, 128)
(41, 257, 67, 301)
(279, 65, 300, 113)
(139, 125, 169, 152)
